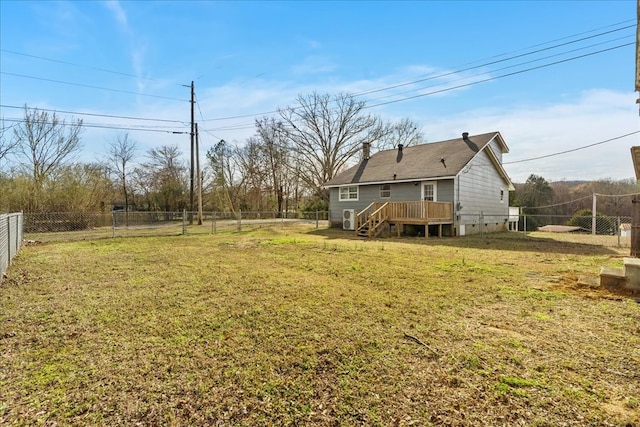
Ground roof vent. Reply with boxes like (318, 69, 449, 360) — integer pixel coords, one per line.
(462, 132, 469, 139)
(398, 143, 404, 152)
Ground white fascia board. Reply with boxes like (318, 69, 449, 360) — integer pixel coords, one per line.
(325, 176, 457, 188)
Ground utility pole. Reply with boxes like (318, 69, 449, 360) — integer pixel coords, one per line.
(195, 122, 203, 225)
(190, 81, 195, 223)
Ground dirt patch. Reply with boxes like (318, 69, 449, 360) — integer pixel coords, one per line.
(551, 273, 639, 301)
(601, 401, 638, 423)
(481, 325, 526, 340)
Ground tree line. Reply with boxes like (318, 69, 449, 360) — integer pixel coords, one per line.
(512, 174, 640, 218)
(2, 96, 638, 216)
(0, 93, 423, 214)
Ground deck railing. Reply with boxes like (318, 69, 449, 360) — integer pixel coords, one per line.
(369, 201, 453, 222)
(356, 201, 453, 237)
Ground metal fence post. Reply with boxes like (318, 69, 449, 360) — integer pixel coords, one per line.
(211, 212, 216, 234)
(182, 209, 187, 235)
(6, 215, 11, 268)
(13, 215, 18, 258)
(111, 212, 115, 238)
(237, 209, 242, 232)
(315, 210, 319, 229)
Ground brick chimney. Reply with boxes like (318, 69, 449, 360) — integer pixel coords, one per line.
(363, 141, 370, 159)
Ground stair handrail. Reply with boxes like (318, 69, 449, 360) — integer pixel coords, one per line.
(358, 202, 389, 237)
(355, 202, 377, 232)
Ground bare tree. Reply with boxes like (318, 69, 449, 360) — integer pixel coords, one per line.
(206, 139, 244, 213)
(278, 92, 386, 201)
(255, 117, 291, 215)
(0, 119, 19, 164)
(12, 106, 84, 211)
(14, 106, 84, 184)
(107, 132, 137, 214)
(135, 145, 188, 212)
(235, 137, 268, 211)
(375, 118, 424, 151)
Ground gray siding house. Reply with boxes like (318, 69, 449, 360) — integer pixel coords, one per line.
(324, 132, 515, 237)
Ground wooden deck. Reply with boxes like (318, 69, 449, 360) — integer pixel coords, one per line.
(356, 201, 454, 238)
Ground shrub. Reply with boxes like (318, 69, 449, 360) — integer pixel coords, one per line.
(567, 209, 615, 235)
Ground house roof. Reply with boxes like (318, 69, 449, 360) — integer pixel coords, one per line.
(325, 131, 513, 188)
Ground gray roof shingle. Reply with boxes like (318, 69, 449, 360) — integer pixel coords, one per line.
(325, 132, 505, 187)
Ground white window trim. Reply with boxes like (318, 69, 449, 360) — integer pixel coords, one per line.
(421, 181, 438, 201)
(339, 185, 359, 201)
(380, 184, 391, 199)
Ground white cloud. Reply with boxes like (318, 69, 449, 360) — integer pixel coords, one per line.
(104, 0, 128, 28)
(291, 55, 337, 75)
(103, 1, 148, 94)
(422, 89, 639, 182)
(79, 71, 638, 186)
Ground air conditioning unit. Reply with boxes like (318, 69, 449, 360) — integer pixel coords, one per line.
(343, 209, 355, 230)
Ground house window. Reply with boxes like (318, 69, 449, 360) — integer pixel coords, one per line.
(423, 183, 436, 201)
(380, 184, 391, 198)
(339, 186, 359, 201)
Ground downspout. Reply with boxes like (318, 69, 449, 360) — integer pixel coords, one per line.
(455, 175, 460, 235)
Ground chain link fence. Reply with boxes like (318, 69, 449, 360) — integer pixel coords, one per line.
(17, 210, 634, 249)
(23, 211, 330, 242)
(518, 214, 632, 248)
(450, 212, 630, 248)
(1, 213, 24, 282)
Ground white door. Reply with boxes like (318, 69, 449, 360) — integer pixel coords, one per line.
(422, 183, 436, 201)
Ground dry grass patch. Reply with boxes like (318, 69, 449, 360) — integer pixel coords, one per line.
(1, 228, 639, 426)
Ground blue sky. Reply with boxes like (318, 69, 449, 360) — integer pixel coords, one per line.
(0, 0, 637, 182)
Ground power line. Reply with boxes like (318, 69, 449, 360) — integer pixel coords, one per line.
(596, 192, 640, 198)
(197, 21, 634, 122)
(5, 34, 628, 130)
(2, 117, 188, 134)
(364, 34, 634, 104)
(198, 34, 629, 123)
(504, 131, 640, 165)
(524, 195, 593, 210)
(2, 20, 632, 133)
(455, 19, 634, 67)
(354, 23, 635, 98)
(0, 104, 187, 124)
(203, 110, 280, 122)
(1, 20, 632, 128)
(364, 42, 634, 109)
(0, 72, 188, 102)
(0, 49, 161, 82)
(524, 192, 640, 211)
(194, 93, 223, 141)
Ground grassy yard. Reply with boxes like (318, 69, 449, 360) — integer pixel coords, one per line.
(1, 226, 639, 426)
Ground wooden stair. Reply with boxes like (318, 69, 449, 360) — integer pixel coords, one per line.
(357, 218, 387, 238)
